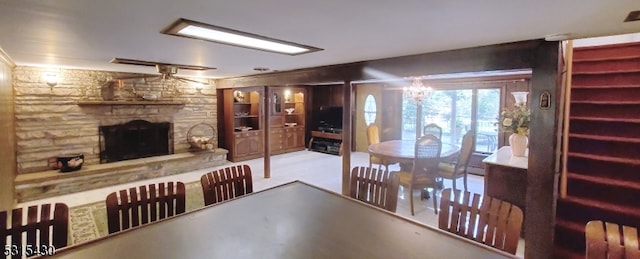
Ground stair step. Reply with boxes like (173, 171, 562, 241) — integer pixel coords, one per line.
(569, 120, 640, 139)
(570, 103, 640, 121)
(568, 152, 640, 166)
(553, 245, 584, 259)
(572, 72, 640, 87)
(571, 100, 640, 105)
(571, 84, 640, 89)
(567, 172, 640, 190)
(566, 172, 640, 208)
(573, 42, 640, 61)
(572, 58, 640, 74)
(571, 86, 640, 103)
(567, 155, 640, 183)
(568, 137, 640, 160)
(570, 116, 640, 124)
(569, 133, 640, 144)
(556, 196, 640, 228)
(554, 218, 587, 254)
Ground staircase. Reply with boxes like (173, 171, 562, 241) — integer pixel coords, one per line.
(554, 42, 640, 258)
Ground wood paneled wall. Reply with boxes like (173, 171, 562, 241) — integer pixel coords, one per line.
(216, 39, 561, 258)
(0, 49, 16, 210)
(353, 83, 383, 152)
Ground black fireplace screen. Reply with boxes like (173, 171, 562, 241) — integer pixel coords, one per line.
(99, 120, 173, 163)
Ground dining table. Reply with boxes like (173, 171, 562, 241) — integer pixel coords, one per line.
(47, 181, 515, 259)
(368, 139, 460, 165)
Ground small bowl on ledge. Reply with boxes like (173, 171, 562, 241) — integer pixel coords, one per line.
(285, 108, 295, 115)
(57, 153, 84, 173)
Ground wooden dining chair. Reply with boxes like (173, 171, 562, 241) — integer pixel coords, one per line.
(201, 164, 253, 206)
(438, 188, 523, 255)
(586, 220, 640, 259)
(1, 203, 68, 258)
(423, 123, 443, 140)
(349, 166, 400, 212)
(367, 124, 394, 172)
(393, 134, 442, 216)
(437, 130, 475, 191)
(106, 181, 186, 234)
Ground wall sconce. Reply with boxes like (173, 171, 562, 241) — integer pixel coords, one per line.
(190, 82, 204, 94)
(43, 73, 59, 87)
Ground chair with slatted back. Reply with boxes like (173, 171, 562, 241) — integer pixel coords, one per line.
(367, 125, 395, 172)
(392, 134, 442, 216)
(586, 220, 640, 259)
(106, 181, 186, 234)
(349, 166, 400, 212)
(1, 203, 68, 258)
(201, 164, 253, 206)
(423, 123, 443, 140)
(438, 188, 523, 255)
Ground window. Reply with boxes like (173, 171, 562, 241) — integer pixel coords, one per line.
(401, 87, 500, 153)
(364, 94, 377, 126)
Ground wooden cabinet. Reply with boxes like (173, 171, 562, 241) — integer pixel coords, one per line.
(308, 130, 343, 156)
(222, 87, 264, 162)
(221, 86, 306, 161)
(268, 87, 306, 155)
(233, 131, 263, 158)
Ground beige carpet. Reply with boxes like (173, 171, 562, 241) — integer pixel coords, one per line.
(68, 181, 204, 245)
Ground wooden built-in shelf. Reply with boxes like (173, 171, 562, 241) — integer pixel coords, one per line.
(77, 100, 186, 106)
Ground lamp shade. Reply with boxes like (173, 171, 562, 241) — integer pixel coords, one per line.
(511, 92, 528, 105)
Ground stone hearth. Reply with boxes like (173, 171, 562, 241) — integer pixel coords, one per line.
(15, 150, 228, 202)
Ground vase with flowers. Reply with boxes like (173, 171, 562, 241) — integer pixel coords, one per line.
(500, 92, 530, 157)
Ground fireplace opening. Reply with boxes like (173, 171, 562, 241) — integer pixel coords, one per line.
(99, 120, 173, 163)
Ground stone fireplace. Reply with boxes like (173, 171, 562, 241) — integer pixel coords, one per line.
(99, 120, 173, 163)
(12, 66, 228, 202)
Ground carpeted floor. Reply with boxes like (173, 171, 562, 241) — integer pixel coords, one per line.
(68, 181, 204, 245)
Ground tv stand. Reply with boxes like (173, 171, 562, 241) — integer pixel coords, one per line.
(308, 131, 342, 156)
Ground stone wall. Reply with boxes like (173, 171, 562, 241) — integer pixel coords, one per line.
(14, 66, 218, 174)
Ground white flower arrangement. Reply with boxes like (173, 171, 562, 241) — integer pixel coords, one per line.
(500, 103, 530, 135)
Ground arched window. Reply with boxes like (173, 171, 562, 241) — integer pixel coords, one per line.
(364, 94, 377, 126)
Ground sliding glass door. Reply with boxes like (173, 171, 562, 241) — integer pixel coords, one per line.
(401, 87, 500, 153)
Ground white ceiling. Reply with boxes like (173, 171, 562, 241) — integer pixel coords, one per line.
(0, 1, 639, 79)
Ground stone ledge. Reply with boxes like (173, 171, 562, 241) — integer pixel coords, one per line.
(15, 149, 229, 202)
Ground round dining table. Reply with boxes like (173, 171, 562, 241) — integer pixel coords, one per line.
(367, 139, 460, 165)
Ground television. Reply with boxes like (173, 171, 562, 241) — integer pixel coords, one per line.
(317, 106, 343, 129)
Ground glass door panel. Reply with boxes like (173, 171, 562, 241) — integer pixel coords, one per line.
(475, 88, 500, 153)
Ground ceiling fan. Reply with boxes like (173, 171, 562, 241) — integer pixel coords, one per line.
(110, 58, 215, 85)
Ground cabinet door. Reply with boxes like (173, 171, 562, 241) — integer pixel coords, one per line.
(295, 127, 305, 148)
(248, 134, 263, 155)
(234, 136, 249, 157)
(284, 128, 295, 149)
(270, 89, 283, 115)
(270, 129, 283, 152)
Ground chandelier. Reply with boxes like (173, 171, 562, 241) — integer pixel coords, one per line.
(403, 77, 433, 103)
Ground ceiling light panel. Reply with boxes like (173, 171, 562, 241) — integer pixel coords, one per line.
(162, 18, 322, 55)
(624, 10, 640, 22)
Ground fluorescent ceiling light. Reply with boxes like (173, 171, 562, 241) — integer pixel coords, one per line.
(162, 18, 322, 55)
